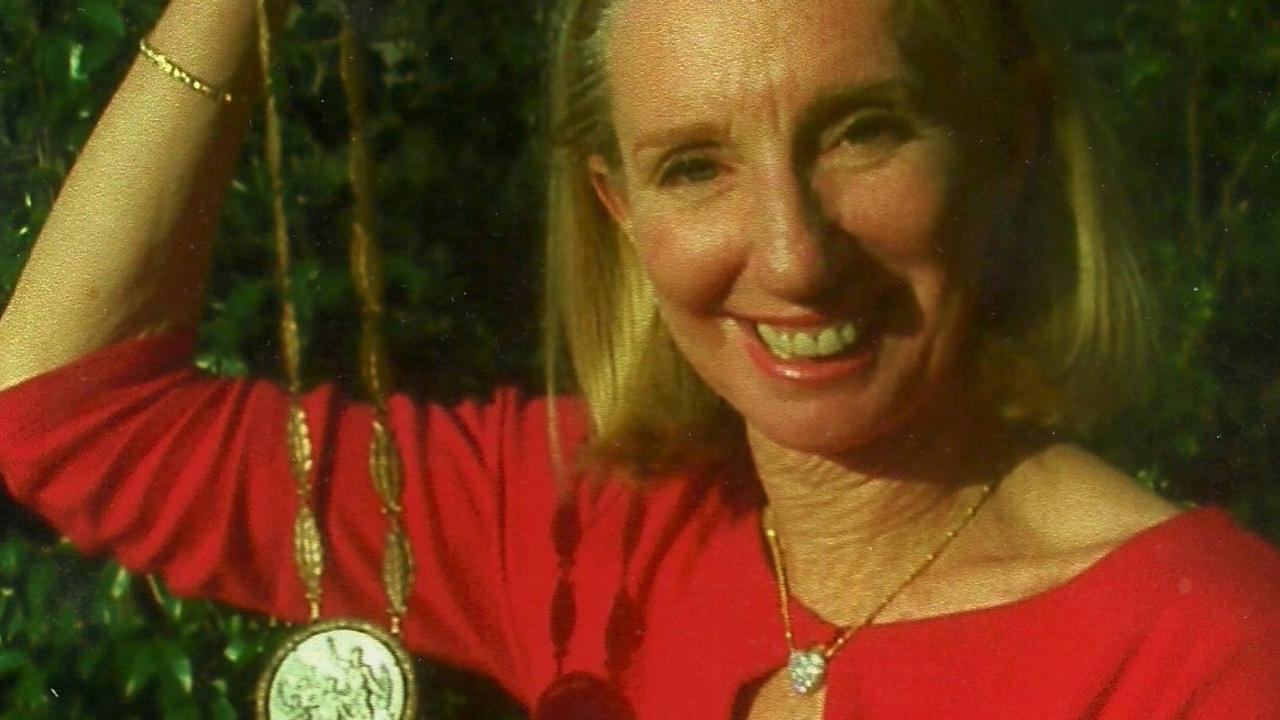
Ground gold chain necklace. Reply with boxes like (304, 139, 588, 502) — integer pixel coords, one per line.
(250, 2, 417, 717)
(762, 481, 996, 696)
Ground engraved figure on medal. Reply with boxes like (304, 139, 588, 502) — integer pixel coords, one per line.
(259, 621, 416, 720)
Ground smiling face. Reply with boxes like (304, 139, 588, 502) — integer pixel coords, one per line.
(591, 0, 990, 458)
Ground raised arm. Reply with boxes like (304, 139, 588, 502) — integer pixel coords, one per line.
(0, 0, 276, 390)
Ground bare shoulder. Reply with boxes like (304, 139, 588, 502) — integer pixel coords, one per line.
(886, 443, 1187, 622)
(983, 442, 1184, 559)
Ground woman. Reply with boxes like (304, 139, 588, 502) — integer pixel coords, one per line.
(0, 0, 1277, 717)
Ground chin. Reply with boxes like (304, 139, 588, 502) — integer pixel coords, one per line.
(737, 390, 902, 459)
(733, 359, 958, 462)
(757, 422, 875, 459)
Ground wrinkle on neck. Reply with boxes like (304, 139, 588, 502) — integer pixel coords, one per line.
(747, 401, 1022, 624)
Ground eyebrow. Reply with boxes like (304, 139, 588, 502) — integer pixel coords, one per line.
(627, 78, 918, 159)
(630, 121, 726, 158)
(796, 78, 917, 143)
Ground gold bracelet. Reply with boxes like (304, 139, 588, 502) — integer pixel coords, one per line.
(138, 37, 234, 105)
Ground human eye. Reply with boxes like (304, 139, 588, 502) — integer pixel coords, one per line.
(656, 155, 721, 187)
(830, 109, 917, 164)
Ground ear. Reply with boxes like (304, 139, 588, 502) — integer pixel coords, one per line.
(588, 154, 634, 236)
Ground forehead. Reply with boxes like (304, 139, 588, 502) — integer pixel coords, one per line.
(604, 0, 903, 131)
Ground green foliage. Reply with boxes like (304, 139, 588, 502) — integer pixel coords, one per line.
(0, 0, 1277, 716)
(0, 529, 287, 718)
(1060, 0, 1280, 534)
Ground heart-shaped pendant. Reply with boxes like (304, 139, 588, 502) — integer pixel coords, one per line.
(787, 648, 827, 695)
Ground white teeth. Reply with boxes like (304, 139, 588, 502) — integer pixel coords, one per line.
(817, 327, 841, 355)
(758, 323, 779, 346)
(756, 324, 793, 358)
(756, 320, 860, 360)
(793, 332, 817, 356)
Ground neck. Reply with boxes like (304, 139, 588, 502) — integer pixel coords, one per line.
(750, 398, 1010, 624)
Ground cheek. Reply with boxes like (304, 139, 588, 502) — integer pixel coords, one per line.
(629, 196, 745, 312)
(819, 148, 955, 271)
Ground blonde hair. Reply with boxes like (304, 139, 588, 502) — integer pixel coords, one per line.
(542, 0, 1153, 473)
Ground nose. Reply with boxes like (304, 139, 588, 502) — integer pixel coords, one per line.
(748, 165, 840, 301)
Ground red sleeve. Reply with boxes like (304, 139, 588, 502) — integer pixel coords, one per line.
(1128, 516, 1280, 719)
(0, 334, 578, 702)
(1179, 610, 1280, 718)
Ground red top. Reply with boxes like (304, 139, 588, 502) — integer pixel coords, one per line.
(2, 334, 1279, 718)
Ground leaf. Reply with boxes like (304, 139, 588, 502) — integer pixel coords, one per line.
(0, 539, 20, 575)
(122, 645, 155, 698)
(108, 564, 132, 600)
(14, 665, 50, 711)
(174, 706, 201, 720)
(161, 593, 186, 624)
(0, 1, 22, 27)
(76, 641, 107, 678)
(211, 695, 237, 720)
(76, 0, 127, 39)
(80, 34, 120, 76)
(223, 633, 246, 663)
(34, 34, 74, 89)
(157, 640, 194, 695)
(0, 648, 27, 676)
(24, 561, 54, 607)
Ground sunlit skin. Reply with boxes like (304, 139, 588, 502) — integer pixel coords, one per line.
(590, 0, 1182, 713)
(592, 0, 979, 462)
(589, 0, 996, 710)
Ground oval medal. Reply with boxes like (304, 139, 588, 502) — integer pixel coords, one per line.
(257, 619, 416, 720)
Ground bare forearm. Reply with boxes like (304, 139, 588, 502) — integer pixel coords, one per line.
(0, 1, 266, 390)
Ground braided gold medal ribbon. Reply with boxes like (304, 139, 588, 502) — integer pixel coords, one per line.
(249, 3, 417, 717)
